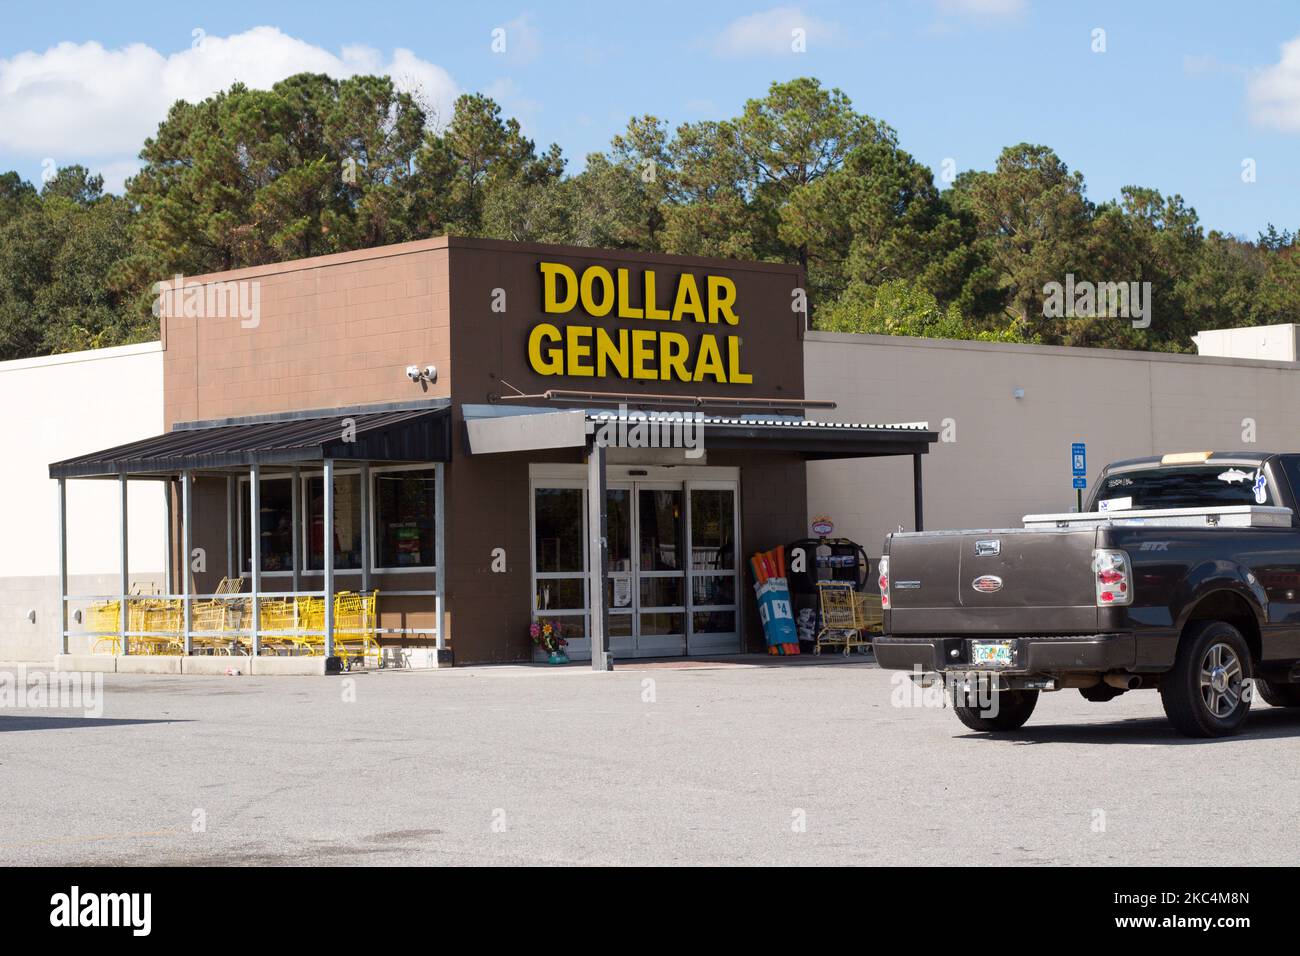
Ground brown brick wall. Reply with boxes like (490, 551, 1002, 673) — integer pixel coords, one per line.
(163, 239, 451, 427)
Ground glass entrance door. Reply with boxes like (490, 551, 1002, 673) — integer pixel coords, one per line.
(685, 483, 740, 654)
(533, 472, 738, 660)
(605, 487, 635, 656)
(635, 485, 687, 656)
(602, 481, 738, 657)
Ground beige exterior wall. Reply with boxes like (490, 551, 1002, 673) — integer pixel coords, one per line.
(0, 342, 166, 661)
(805, 332, 1300, 560)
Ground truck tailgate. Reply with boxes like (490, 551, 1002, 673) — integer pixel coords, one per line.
(886, 528, 1100, 635)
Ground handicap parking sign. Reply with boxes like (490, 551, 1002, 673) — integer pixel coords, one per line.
(1071, 442, 1086, 477)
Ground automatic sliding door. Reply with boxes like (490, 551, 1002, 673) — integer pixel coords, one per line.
(636, 486, 686, 656)
(686, 483, 740, 654)
(605, 486, 635, 655)
(533, 475, 737, 661)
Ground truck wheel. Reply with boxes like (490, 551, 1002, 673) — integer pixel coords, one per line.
(1159, 620, 1252, 737)
(1256, 679, 1300, 708)
(952, 688, 1038, 732)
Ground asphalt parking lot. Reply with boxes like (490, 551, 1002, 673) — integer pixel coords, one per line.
(3, 658, 1300, 866)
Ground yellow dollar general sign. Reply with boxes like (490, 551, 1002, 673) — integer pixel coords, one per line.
(527, 261, 752, 384)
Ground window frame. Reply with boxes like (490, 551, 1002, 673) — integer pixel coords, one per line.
(299, 467, 364, 575)
(237, 473, 296, 579)
(369, 462, 440, 575)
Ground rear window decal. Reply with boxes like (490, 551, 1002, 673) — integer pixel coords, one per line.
(1217, 468, 1252, 484)
(1254, 473, 1268, 504)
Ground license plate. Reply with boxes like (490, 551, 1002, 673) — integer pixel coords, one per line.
(970, 641, 1013, 666)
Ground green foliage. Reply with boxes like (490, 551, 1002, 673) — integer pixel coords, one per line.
(815, 279, 1033, 343)
(0, 167, 146, 359)
(2, 72, 1299, 361)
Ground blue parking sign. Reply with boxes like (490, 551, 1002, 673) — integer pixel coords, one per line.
(1071, 442, 1086, 477)
(1073, 477, 1087, 490)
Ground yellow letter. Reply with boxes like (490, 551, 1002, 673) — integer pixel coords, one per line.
(692, 334, 727, 382)
(726, 336, 752, 383)
(672, 274, 705, 323)
(660, 332, 691, 381)
(528, 323, 564, 375)
(579, 266, 615, 317)
(595, 327, 630, 378)
(616, 269, 644, 319)
(566, 325, 594, 375)
(540, 262, 578, 314)
(644, 270, 670, 320)
(706, 275, 739, 325)
(631, 330, 658, 379)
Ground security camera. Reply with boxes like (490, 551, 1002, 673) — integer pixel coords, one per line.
(406, 365, 422, 382)
(422, 364, 438, 384)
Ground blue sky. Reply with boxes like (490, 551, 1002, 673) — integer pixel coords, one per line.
(2, 0, 1299, 237)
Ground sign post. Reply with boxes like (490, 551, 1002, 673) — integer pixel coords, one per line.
(1071, 442, 1087, 512)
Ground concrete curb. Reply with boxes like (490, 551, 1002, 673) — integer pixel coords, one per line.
(117, 656, 182, 675)
(181, 655, 252, 675)
(249, 656, 335, 676)
(52, 654, 344, 676)
(54, 654, 116, 673)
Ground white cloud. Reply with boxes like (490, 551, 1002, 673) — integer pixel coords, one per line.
(0, 26, 458, 159)
(935, 0, 1026, 17)
(1249, 35, 1300, 132)
(714, 7, 836, 57)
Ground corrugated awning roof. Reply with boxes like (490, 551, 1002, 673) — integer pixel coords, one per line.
(586, 412, 930, 431)
(633, 414, 937, 458)
(50, 404, 452, 479)
(462, 404, 937, 459)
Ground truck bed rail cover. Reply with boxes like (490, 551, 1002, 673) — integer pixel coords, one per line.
(1022, 505, 1293, 529)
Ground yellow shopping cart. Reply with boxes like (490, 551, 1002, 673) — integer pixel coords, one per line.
(257, 597, 300, 655)
(814, 581, 872, 656)
(334, 590, 380, 669)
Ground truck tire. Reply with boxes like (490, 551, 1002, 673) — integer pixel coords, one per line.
(1159, 620, 1253, 737)
(1256, 679, 1300, 708)
(952, 688, 1038, 732)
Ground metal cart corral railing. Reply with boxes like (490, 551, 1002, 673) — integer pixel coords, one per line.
(79, 585, 393, 669)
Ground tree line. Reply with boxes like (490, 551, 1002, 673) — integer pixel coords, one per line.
(2, 73, 1297, 361)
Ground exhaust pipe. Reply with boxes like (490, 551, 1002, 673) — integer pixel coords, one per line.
(1104, 673, 1141, 690)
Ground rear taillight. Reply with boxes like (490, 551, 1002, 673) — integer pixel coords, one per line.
(878, 555, 890, 609)
(1092, 549, 1132, 606)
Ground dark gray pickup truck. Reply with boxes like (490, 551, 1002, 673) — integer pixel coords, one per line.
(876, 451, 1300, 737)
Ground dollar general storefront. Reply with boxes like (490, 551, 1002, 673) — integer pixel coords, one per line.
(50, 238, 934, 671)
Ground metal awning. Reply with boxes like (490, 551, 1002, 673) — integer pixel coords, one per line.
(49, 401, 453, 479)
(462, 404, 938, 460)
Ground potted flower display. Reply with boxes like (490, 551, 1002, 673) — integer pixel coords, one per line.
(530, 619, 570, 664)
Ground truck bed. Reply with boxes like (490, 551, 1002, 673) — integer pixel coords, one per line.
(885, 527, 1100, 635)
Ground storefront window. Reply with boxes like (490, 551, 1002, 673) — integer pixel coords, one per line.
(639, 489, 682, 571)
(373, 468, 436, 569)
(240, 477, 294, 574)
(534, 488, 585, 573)
(305, 473, 362, 571)
(690, 489, 735, 570)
